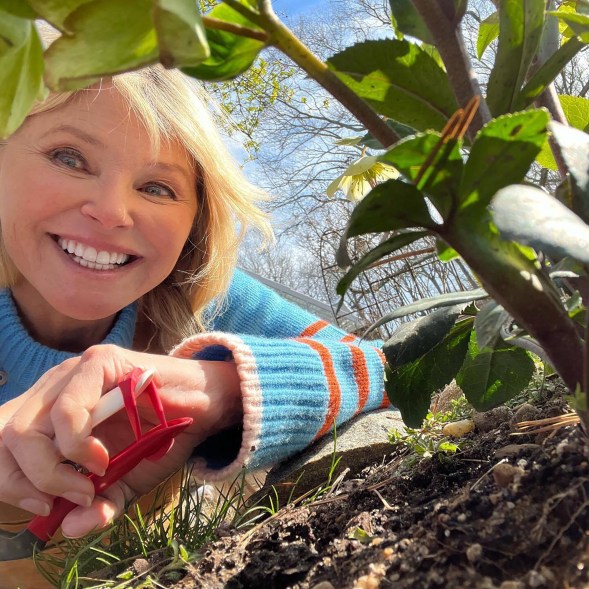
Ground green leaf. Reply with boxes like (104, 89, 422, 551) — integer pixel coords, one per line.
(389, 0, 433, 44)
(153, 0, 209, 68)
(436, 239, 460, 262)
(516, 37, 585, 110)
(549, 10, 589, 42)
(474, 301, 510, 349)
(487, 0, 545, 116)
(385, 318, 473, 428)
(477, 11, 499, 59)
(342, 179, 434, 240)
(336, 231, 430, 298)
(384, 305, 469, 368)
(549, 121, 589, 223)
(379, 131, 464, 218)
(27, 0, 94, 31)
(0, 12, 45, 138)
(492, 183, 589, 265)
(182, 3, 266, 81)
(365, 289, 488, 336)
(44, 0, 159, 91)
(328, 39, 459, 132)
(0, 0, 36, 18)
(457, 332, 535, 411)
(459, 109, 549, 208)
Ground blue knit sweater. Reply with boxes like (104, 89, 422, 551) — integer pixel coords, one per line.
(0, 270, 387, 480)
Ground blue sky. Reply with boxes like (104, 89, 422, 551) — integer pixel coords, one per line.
(273, 0, 324, 17)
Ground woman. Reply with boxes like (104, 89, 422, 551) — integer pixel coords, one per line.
(0, 64, 387, 575)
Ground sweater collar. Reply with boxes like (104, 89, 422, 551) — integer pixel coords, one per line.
(0, 288, 137, 398)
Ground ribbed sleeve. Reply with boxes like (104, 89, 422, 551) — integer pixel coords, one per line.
(171, 270, 387, 481)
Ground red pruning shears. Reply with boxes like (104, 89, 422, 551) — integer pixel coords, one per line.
(0, 368, 193, 561)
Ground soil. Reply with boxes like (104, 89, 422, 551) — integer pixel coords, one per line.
(132, 381, 589, 588)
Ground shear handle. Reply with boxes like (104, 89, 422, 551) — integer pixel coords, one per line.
(28, 416, 192, 543)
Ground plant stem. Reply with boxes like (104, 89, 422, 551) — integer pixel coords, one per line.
(443, 222, 584, 392)
(222, 0, 400, 148)
(202, 16, 269, 42)
(411, 0, 491, 138)
(535, 85, 568, 178)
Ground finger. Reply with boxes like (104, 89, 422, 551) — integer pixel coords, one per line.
(61, 481, 134, 538)
(0, 444, 53, 516)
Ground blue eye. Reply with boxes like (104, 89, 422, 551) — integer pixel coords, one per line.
(50, 148, 85, 170)
(143, 183, 177, 200)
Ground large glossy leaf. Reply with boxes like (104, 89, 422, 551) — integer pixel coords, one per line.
(336, 230, 430, 298)
(389, 0, 433, 44)
(44, 0, 159, 91)
(549, 121, 589, 223)
(365, 288, 488, 336)
(550, 10, 589, 42)
(328, 39, 458, 132)
(342, 179, 434, 240)
(0, 11, 45, 138)
(27, 0, 93, 31)
(492, 184, 589, 264)
(457, 332, 535, 411)
(385, 318, 473, 428)
(486, 0, 545, 116)
(153, 0, 209, 68)
(516, 37, 584, 110)
(459, 109, 549, 208)
(379, 131, 464, 219)
(477, 11, 499, 59)
(182, 3, 266, 81)
(0, 0, 36, 18)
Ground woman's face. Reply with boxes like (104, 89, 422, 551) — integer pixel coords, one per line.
(0, 87, 198, 322)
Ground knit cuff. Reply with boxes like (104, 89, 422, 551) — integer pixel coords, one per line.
(169, 332, 261, 481)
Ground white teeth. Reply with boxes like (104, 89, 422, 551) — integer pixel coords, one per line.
(57, 237, 131, 270)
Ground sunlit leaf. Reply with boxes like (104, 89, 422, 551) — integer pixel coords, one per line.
(457, 332, 535, 411)
(44, 0, 158, 91)
(385, 318, 473, 428)
(182, 3, 266, 81)
(389, 0, 433, 44)
(549, 9, 589, 42)
(487, 0, 545, 116)
(153, 0, 209, 68)
(328, 39, 459, 131)
(549, 121, 589, 223)
(27, 0, 93, 31)
(493, 184, 589, 264)
(460, 109, 549, 207)
(436, 239, 460, 262)
(477, 11, 499, 59)
(0, 11, 45, 137)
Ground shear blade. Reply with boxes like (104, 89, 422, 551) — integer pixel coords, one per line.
(0, 528, 45, 561)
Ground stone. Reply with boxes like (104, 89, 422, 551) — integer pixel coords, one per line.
(494, 443, 541, 459)
(442, 418, 475, 438)
(492, 463, 524, 488)
(249, 409, 404, 506)
(511, 403, 541, 425)
(473, 406, 511, 432)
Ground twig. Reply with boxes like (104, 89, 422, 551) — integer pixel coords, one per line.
(202, 16, 269, 42)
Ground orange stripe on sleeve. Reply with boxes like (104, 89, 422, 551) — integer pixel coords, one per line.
(296, 337, 341, 440)
(340, 334, 356, 343)
(300, 320, 329, 338)
(345, 345, 370, 414)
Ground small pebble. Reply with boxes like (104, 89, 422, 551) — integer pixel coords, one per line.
(494, 444, 540, 459)
(473, 406, 511, 432)
(499, 581, 525, 589)
(492, 463, 524, 488)
(133, 558, 150, 575)
(466, 543, 483, 563)
(512, 403, 541, 424)
(311, 582, 335, 589)
(527, 569, 547, 587)
(443, 419, 475, 437)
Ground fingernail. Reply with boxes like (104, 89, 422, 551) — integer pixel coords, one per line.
(63, 492, 92, 507)
(18, 498, 51, 516)
(85, 462, 106, 477)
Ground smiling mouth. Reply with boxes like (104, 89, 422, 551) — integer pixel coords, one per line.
(54, 236, 137, 271)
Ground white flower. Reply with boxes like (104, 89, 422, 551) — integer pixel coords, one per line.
(326, 155, 399, 202)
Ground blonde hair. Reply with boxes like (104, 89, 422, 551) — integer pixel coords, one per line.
(0, 67, 272, 351)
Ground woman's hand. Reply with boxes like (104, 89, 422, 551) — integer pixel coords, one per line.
(0, 344, 242, 537)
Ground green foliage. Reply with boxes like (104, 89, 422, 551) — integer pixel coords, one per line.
(328, 39, 458, 131)
(477, 11, 499, 59)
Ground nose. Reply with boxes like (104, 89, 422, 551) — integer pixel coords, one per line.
(80, 178, 134, 229)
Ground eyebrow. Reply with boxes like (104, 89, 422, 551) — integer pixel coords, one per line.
(149, 161, 196, 186)
(40, 124, 105, 147)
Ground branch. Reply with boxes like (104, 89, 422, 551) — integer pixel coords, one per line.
(534, 85, 568, 178)
(411, 0, 491, 138)
(202, 16, 269, 42)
